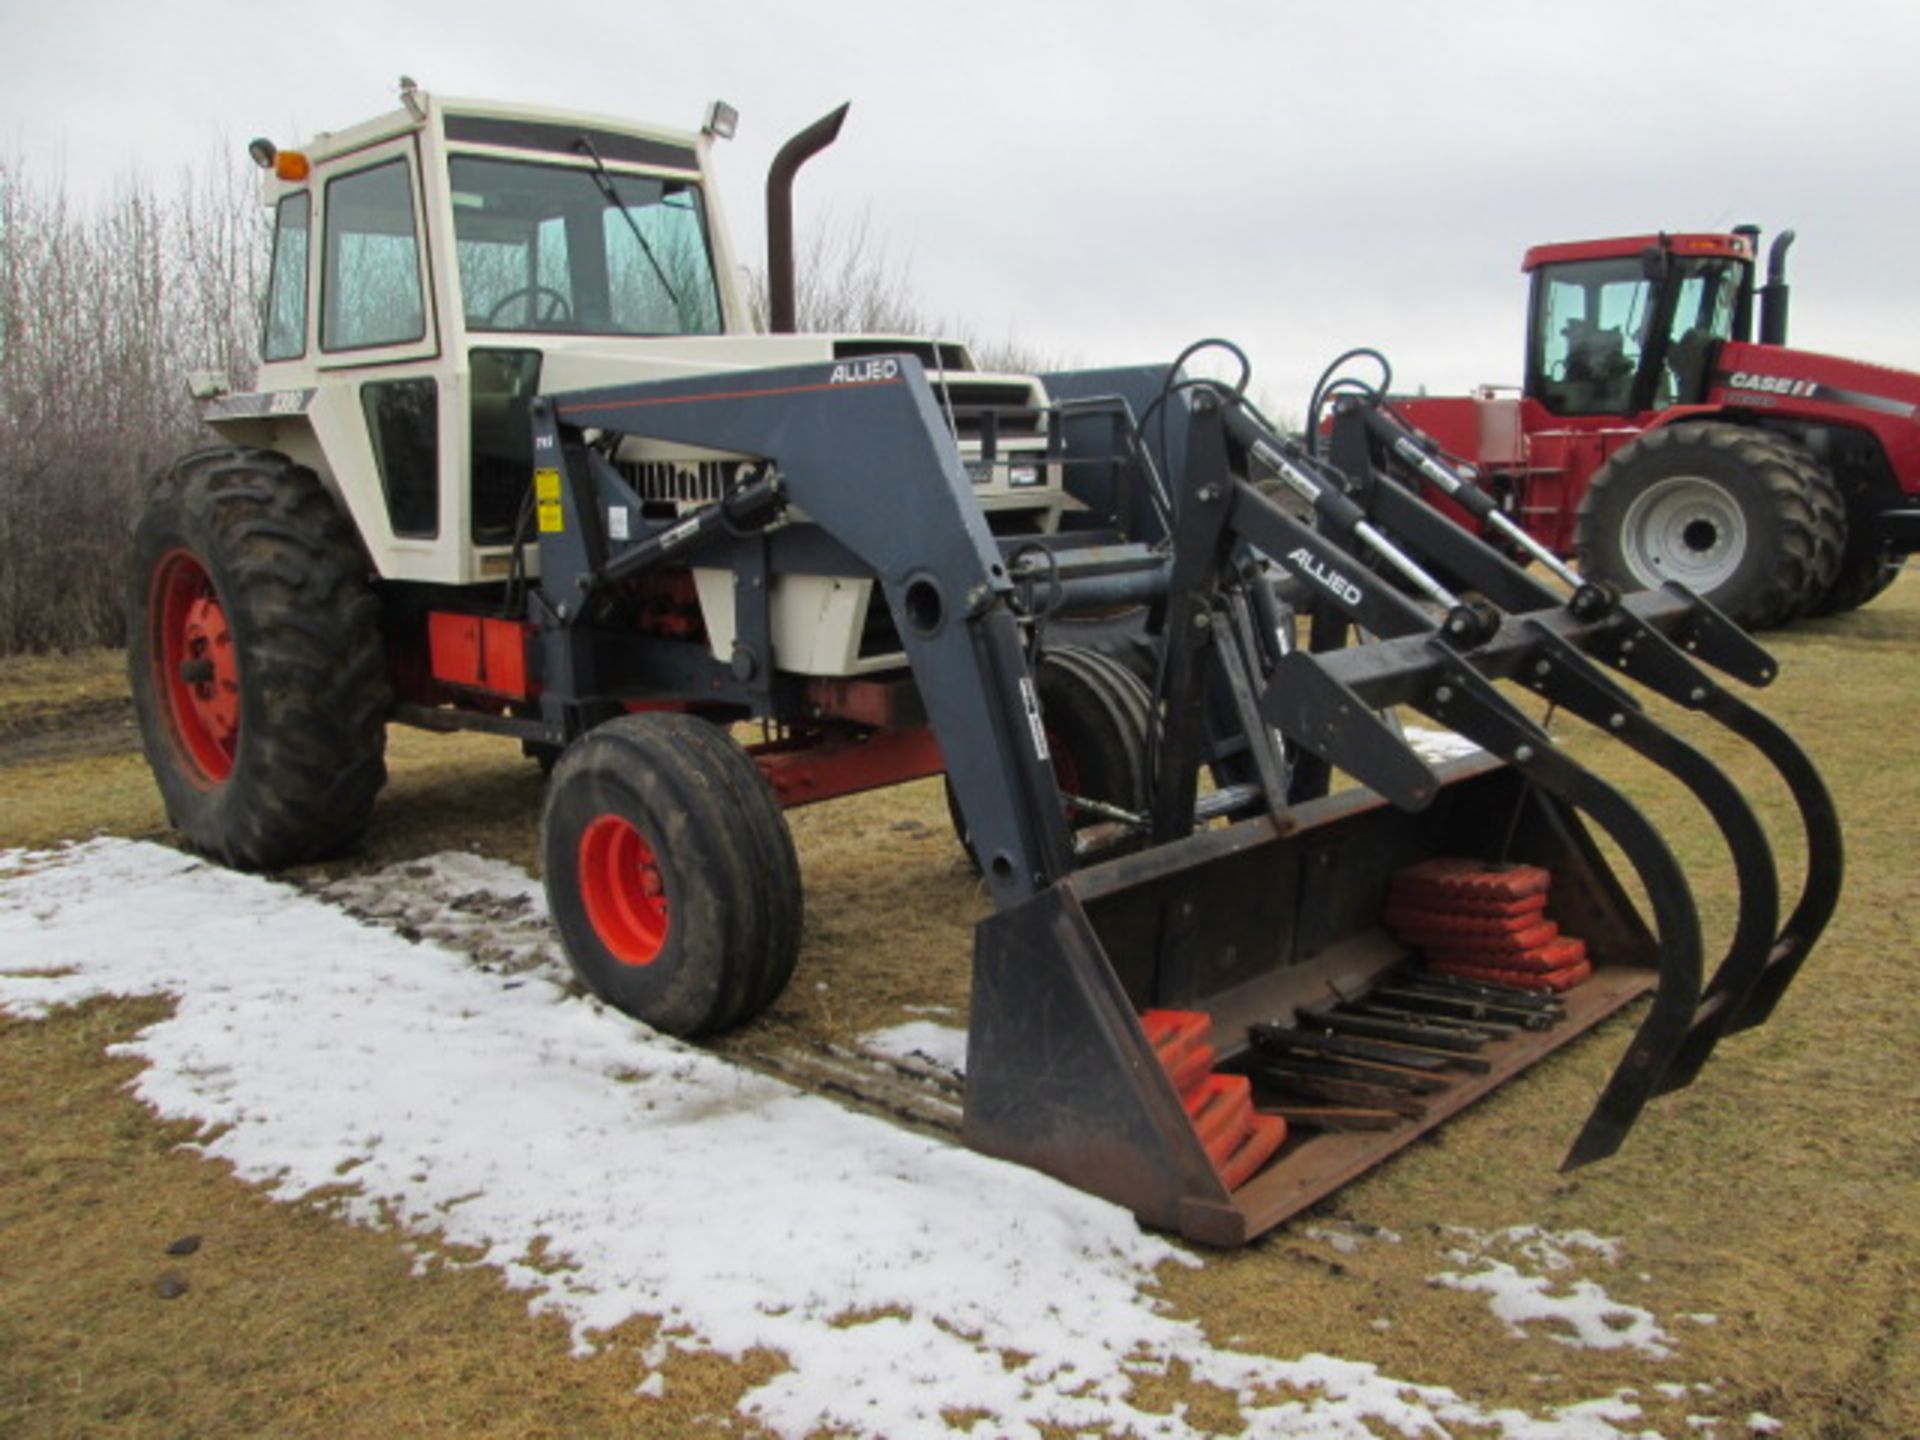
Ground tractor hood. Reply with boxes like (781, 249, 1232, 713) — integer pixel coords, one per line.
(1707, 341, 1920, 494)
(1710, 341, 1920, 421)
(531, 333, 1049, 405)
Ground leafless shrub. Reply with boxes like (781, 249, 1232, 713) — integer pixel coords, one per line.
(0, 151, 265, 655)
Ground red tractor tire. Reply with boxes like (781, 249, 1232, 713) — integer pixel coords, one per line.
(542, 713, 801, 1037)
(128, 447, 389, 868)
(1576, 423, 1824, 631)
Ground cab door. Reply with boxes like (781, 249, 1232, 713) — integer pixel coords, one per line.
(312, 134, 456, 576)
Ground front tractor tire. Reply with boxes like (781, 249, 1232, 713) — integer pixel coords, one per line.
(542, 714, 803, 1037)
(1576, 423, 1832, 631)
(128, 447, 390, 868)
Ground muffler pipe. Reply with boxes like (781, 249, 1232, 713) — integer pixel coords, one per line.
(765, 102, 851, 334)
(1759, 229, 1795, 346)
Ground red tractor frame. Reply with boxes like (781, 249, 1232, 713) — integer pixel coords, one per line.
(1390, 228, 1920, 629)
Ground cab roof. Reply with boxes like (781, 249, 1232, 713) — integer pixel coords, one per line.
(1522, 233, 1755, 272)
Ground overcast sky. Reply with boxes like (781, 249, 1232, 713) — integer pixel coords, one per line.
(5, 0, 1917, 409)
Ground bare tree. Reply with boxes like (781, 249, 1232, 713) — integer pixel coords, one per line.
(749, 211, 1066, 375)
(0, 151, 265, 654)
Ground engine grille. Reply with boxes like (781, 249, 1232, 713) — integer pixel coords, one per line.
(613, 376, 1049, 505)
(615, 458, 742, 506)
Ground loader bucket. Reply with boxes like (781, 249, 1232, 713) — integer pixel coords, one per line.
(964, 755, 1662, 1247)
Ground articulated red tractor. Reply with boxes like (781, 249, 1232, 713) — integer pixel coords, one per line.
(1389, 228, 1920, 629)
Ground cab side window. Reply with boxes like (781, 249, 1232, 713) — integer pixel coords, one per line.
(323, 159, 425, 351)
(262, 191, 310, 361)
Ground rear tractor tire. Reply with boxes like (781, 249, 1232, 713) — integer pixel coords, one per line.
(542, 713, 802, 1037)
(128, 447, 389, 868)
(1576, 423, 1832, 631)
(1809, 533, 1904, 616)
(946, 645, 1152, 862)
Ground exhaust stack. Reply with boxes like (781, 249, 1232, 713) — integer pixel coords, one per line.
(1760, 229, 1796, 346)
(765, 103, 851, 334)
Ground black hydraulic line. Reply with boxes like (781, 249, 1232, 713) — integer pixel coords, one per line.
(1305, 348, 1392, 455)
(592, 470, 787, 589)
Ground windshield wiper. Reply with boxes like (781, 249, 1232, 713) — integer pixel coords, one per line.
(572, 134, 682, 307)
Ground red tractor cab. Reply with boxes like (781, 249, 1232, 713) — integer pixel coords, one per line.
(1391, 227, 1918, 628)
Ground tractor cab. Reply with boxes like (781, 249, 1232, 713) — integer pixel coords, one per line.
(215, 85, 1065, 595)
(1522, 233, 1756, 418)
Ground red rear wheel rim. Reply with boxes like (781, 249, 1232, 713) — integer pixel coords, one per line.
(578, 813, 670, 965)
(151, 549, 239, 785)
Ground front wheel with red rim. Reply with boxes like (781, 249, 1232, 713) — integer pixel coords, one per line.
(576, 814, 671, 965)
(542, 713, 802, 1037)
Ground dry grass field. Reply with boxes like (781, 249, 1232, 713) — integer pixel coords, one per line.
(2, 576, 1916, 1438)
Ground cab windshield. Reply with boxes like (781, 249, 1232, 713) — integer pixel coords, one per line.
(449, 154, 723, 336)
(1530, 255, 1745, 414)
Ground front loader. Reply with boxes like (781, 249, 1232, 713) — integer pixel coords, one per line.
(128, 87, 1841, 1244)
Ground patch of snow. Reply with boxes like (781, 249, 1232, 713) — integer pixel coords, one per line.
(859, 1019, 968, 1078)
(1305, 1222, 1403, 1256)
(1433, 1228, 1672, 1359)
(1680, 1313, 1719, 1326)
(2, 840, 1698, 1440)
(1404, 724, 1482, 764)
(1445, 1225, 1623, 1271)
(1746, 1415, 1783, 1435)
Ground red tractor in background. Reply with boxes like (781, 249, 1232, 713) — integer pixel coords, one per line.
(1389, 227, 1920, 629)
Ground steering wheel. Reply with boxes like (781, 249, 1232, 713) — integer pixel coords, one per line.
(486, 285, 573, 327)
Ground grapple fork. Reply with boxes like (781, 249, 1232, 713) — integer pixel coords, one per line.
(967, 376, 1839, 1241)
(1318, 398, 1842, 1084)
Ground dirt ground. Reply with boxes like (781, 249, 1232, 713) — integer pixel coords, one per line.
(3, 577, 1918, 1438)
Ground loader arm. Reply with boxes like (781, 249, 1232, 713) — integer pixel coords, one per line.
(530, 357, 1091, 907)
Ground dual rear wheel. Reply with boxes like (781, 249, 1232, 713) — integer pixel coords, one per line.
(1577, 422, 1898, 629)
